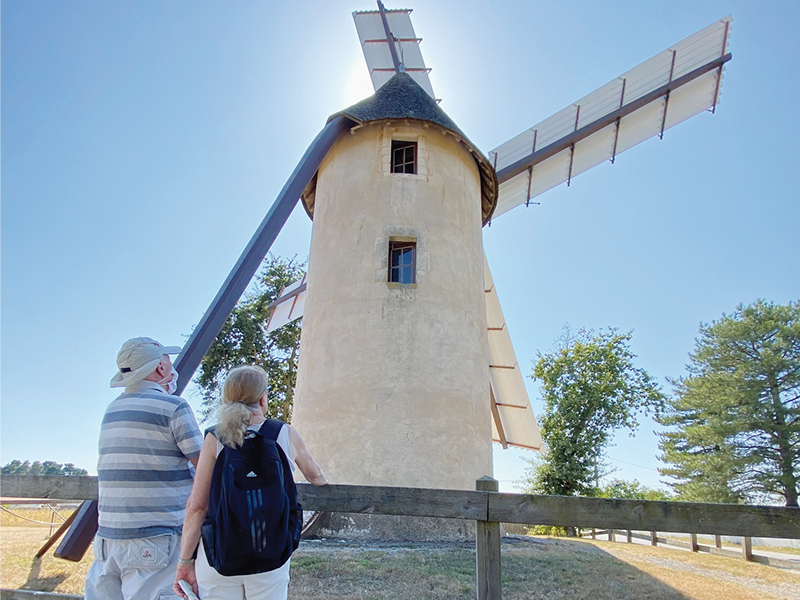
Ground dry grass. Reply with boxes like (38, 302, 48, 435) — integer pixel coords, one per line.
(0, 526, 92, 594)
(2, 526, 799, 599)
(584, 538, 800, 600)
(290, 537, 800, 600)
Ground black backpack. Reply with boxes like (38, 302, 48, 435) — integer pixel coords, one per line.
(201, 419, 302, 576)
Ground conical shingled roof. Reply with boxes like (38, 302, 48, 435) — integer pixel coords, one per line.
(338, 72, 465, 136)
(302, 73, 498, 225)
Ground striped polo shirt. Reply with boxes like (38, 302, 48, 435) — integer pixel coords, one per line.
(97, 380, 203, 539)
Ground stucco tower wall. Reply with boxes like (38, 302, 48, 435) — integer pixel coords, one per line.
(292, 122, 492, 492)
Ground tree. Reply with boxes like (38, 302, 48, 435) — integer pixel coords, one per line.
(1, 460, 88, 476)
(523, 327, 665, 499)
(196, 255, 306, 423)
(596, 479, 672, 501)
(657, 299, 800, 506)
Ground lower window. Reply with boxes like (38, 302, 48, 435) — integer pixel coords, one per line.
(389, 241, 416, 284)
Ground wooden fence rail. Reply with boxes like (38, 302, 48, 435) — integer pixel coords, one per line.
(2, 475, 800, 600)
(582, 528, 800, 570)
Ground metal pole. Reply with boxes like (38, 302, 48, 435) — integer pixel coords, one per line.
(377, 0, 404, 74)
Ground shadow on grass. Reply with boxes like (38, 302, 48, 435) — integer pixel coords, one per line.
(23, 556, 67, 592)
(500, 536, 690, 599)
(288, 537, 690, 600)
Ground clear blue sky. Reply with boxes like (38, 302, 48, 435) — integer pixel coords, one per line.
(3, 1, 798, 494)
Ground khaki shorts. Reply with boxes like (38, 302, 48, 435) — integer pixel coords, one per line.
(85, 533, 182, 600)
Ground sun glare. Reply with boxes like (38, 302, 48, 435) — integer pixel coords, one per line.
(341, 58, 376, 107)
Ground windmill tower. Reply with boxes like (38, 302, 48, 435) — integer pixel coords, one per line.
(291, 72, 498, 493)
(175, 2, 731, 540)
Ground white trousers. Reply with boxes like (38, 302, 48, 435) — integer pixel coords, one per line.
(195, 539, 290, 600)
(84, 533, 182, 600)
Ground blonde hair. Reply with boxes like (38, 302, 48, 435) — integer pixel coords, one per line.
(215, 365, 269, 448)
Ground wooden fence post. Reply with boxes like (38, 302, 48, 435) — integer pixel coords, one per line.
(609, 529, 615, 542)
(715, 534, 722, 549)
(650, 531, 658, 546)
(742, 536, 752, 561)
(626, 530, 632, 543)
(476, 477, 501, 600)
(591, 528, 596, 540)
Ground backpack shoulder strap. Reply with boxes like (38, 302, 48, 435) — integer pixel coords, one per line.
(258, 418, 284, 442)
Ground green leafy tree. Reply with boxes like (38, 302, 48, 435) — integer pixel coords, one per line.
(596, 479, 672, 501)
(1, 460, 88, 476)
(657, 299, 800, 506)
(523, 327, 665, 499)
(196, 255, 306, 423)
(1, 460, 26, 474)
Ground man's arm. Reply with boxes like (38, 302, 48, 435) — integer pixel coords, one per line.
(170, 401, 204, 469)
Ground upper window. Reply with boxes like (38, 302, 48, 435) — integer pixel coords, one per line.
(388, 240, 416, 284)
(391, 141, 417, 174)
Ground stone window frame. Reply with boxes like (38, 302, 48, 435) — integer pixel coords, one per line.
(375, 226, 429, 288)
(381, 128, 429, 179)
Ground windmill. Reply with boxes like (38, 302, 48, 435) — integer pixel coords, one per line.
(263, 3, 733, 501)
(57, 2, 733, 555)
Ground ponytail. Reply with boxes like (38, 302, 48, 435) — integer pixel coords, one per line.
(215, 365, 269, 448)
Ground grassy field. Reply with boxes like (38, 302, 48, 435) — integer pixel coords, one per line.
(2, 511, 799, 599)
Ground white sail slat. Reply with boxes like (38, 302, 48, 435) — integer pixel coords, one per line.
(527, 151, 571, 203)
(570, 125, 617, 180)
(534, 105, 579, 152)
(621, 51, 674, 106)
(489, 130, 534, 173)
(493, 173, 528, 218)
(493, 398, 543, 451)
(663, 70, 722, 130)
(493, 149, 571, 218)
(613, 98, 667, 156)
(576, 78, 626, 129)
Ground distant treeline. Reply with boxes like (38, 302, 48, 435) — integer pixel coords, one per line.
(1, 459, 88, 476)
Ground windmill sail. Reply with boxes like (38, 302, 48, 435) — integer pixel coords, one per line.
(265, 275, 307, 333)
(490, 15, 732, 219)
(353, 7, 436, 99)
(485, 256, 543, 451)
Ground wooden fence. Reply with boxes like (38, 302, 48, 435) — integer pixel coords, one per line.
(580, 527, 799, 569)
(2, 474, 799, 600)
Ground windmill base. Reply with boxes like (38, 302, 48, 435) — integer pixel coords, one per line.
(303, 512, 477, 542)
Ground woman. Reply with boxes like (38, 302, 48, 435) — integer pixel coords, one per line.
(173, 365, 327, 600)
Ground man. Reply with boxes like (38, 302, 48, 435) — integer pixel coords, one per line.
(85, 337, 204, 600)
